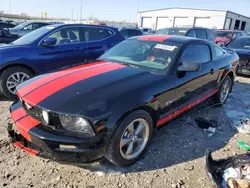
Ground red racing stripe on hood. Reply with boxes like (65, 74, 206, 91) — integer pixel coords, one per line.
(16, 115, 40, 142)
(138, 35, 172, 42)
(11, 107, 27, 122)
(22, 63, 126, 106)
(17, 61, 106, 97)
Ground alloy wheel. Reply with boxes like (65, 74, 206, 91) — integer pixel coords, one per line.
(6, 72, 30, 94)
(220, 79, 230, 103)
(119, 118, 150, 160)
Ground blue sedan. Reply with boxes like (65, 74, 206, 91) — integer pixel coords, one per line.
(0, 24, 125, 98)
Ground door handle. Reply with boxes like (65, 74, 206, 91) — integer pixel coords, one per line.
(210, 69, 214, 74)
(75, 47, 81, 52)
(107, 43, 112, 48)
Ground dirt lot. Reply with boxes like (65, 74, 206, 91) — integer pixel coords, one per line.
(0, 77, 250, 188)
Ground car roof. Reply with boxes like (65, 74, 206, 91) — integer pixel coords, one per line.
(165, 27, 211, 30)
(216, 30, 242, 32)
(119, 27, 141, 30)
(52, 23, 118, 30)
(133, 35, 206, 44)
(233, 36, 250, 40)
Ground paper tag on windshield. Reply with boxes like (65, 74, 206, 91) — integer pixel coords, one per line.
(155, 44, 177, 51)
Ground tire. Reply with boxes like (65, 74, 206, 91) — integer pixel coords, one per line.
(105, 110, 154, 167)
(214, 76, 232, 106)
(0, 66, 33, 98)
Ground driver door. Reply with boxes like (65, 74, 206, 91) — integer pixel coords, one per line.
(173, 44, 217, 110)
(37, 26, 88, 73)
(157, 44, 217, 124)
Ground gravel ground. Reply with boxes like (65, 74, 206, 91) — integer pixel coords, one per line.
(0, 76, 250, 188)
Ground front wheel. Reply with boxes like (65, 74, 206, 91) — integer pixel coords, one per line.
(214, 76, 232, 105)
(105, 110, 154, 167)
(0, 66, 33, 98)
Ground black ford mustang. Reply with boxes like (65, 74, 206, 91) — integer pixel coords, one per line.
(226, 36, 250, 76)
(8, 35, 239, 167)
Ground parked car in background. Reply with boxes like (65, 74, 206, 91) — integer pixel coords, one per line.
(226, 36, 250, 75)
(0, 28, 20, 44)
(0, 24, 124, 98)
(9, 22, 52, 36)
(140, 27, 152, 34)
(156, 27, 215, 42)
(145, 30, 156, 35)
(0, 21, 16, 29)
(8, 35, 238, 167)
(215, 30, 245, 46)
(119, 27, 143, 39)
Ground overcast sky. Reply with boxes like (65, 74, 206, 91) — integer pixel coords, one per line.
(1, 0, 249, 22)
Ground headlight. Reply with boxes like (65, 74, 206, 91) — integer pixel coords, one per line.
(42, 110, 49, 124)
(59, 115, 95, 137)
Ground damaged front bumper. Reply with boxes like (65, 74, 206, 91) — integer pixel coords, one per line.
(8, 102, 107, 163)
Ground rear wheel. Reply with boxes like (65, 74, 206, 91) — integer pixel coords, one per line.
(214, 76, 232, 105)
(105, 110, 154, 167)
(0, 66, 33, 98)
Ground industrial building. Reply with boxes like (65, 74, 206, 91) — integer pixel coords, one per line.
(137, 7, 250, 32)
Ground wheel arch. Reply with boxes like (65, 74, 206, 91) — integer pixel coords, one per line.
(114, 104, 158, 130)
(106, 97, 160, 139)
(219, 70, 235, 92)
(0, 63, 36, 76)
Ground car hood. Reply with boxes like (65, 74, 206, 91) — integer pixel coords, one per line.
(0, 44, 30, 55)
(215, 37, 231, 43)
(17, 61, 161, 114)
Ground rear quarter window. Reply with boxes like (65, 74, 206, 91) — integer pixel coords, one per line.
(194, 29, 207, 40)
(206, 30, 215, 42)
(214, 46, 225, 58)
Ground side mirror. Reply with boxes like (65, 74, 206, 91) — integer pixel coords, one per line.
(42, 37, 57, 47)
(178, 62, 201, 72)
(23, 27, 29, 31)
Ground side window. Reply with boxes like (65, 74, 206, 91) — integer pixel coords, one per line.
(186, 30, 195, 37)
(23, 24, 32, 31)
(195, 29, 207, 40)
(39, 23, 49, 28)
(32, 23, 41, 30)
(128, 29, 143, 37)
(85, 27, 114, 42)
(120, 30, 128, 38)
(206, 30, 215, 42)
(182, 44, 211, 63)
(214, 46, 224, 58)
(46, 27, 80, 45)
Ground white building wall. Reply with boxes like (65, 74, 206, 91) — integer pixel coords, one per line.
(137, 8, 227, 30)
(226, 11, 250, 31)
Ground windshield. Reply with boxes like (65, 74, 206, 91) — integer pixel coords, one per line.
(12, 26, 55, 45)
(99, 39, 181, 74)
(156, 28, 188, 36)
(12, 22, 29, 29)
(215, 31, 233, 38)
(227, 38, 250, 49)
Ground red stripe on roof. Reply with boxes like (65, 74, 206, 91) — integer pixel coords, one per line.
(16, 116, 40, 142)
(17, 61, 107, 97)
(11, 107, 27, 122)
(13, 141, 38, 156)
(23, 63, 125, 106)
(157, 90, 217, 127)
(138, 35, 172, 42)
